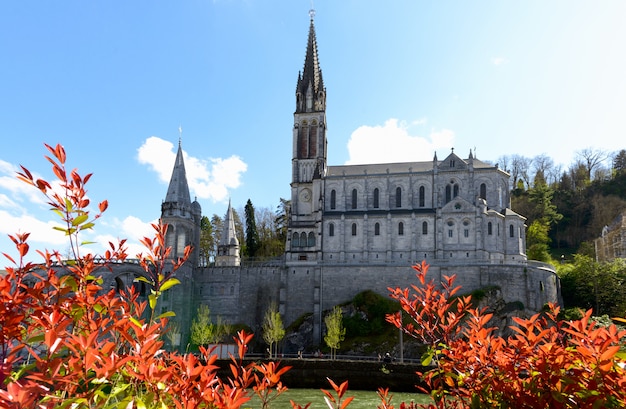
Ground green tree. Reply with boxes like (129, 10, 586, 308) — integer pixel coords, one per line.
(613, 149, 626, 176)
(560, 255, 626, 317)
(324, 306, 346, 360)
(275, 198, 290, 244)
(528, 182, 562, 225)
(244, 199, 260, 257)
(198, 216, 214, 266)
(210, 214, 223, 248)
(262, 302, 285, 358)
(190, 304, 226, 347)
(526, 220, 551, 261)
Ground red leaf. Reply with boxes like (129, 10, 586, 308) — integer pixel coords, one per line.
(99, 200, 108, 212)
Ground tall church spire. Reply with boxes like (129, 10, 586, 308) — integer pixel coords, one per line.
(296, 11, 325, 113)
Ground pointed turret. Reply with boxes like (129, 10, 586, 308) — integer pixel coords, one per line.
(161, 140, 201, 264)
(164, 142, 192, 207)
(216, 200, 240, 267)
(296, 12, 325, 113)
(220, 200, 239, 247)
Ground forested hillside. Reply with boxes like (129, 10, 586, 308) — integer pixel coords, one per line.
(503, 148, 626, 257)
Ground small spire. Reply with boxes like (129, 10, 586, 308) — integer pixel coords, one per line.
(178, 125, 182, 146)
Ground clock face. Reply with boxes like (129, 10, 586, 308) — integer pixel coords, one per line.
(300, 189, 311, 202)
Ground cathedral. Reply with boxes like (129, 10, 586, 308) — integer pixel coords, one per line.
(138, 12, 560, 349)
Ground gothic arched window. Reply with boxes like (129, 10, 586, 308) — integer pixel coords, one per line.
(480, 183, 487, 200)
(308, 232, 315, 247)
(298, 121, 309, 159)
(396, 187, 402, 207)
(374, 223, 380, 236)
(419, 186, 425, 207)
(351, 189, 357, 209)
(308, 121, 317, 157)
(177, 230, 186, 256)
(300, 232, 307, 246)
(329, 223, 335, 237)
(398, 222, 404, 235)
(330, 189, 336, 209)
(488, 222, 493, 235)
(351, 223, 357, 236)
(292, 232, 300, 247)
(422, 221, 428, 235)
(373, 188, 379, 208)
(446, 182, 459, 203)
(509, 225, 514, 238)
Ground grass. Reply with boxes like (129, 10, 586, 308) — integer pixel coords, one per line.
(245, 388, 430, 408)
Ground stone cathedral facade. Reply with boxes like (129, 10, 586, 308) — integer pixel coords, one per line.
(100, 14, 560, 349)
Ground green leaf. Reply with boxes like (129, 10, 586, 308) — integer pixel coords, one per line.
(129, 316, 142, 328)
(53, 226, 70, 233)
(135, 276, 153, 284)
(80, 240, 96, 246)
(64, 198, 73, 212)
(85, 275, 103, 284)
(79, 222, 95, 231)
(12, 361, 37, 381)
(60, 274, 78, 291)
(110, 382, 130, 397)
(72, 214, 88, 226)
(26, 333, 45, 344)
(421, 349, 434, 366)
(156, 311, 176, 320)
(136, 397, 147, 409)
(149, 293, 157, 310)
(160, 277, 181, 292)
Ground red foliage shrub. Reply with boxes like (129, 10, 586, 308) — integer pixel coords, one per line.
(387, 260, 626, 409)
(0, 143, 292, 408)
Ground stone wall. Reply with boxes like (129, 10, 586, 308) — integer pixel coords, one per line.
(192, 260, 561, 348)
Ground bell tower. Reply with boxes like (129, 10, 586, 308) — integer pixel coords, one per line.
(160, 140, 202, 269)
(288, 10, 327, 263)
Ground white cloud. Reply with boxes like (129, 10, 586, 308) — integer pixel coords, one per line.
(0, 160, 48, 207)
(136, 137, 176, 183)
(491, 57, 508, 66)
(0, 210, 67, 247)
(345, 118, 455, 165)
(137, 137, 247, 203)
(95, 215, 158, 258)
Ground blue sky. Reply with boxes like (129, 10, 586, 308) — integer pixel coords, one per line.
(1, 1, 625, 263)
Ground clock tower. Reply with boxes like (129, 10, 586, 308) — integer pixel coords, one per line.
(287, 10, 327, 263)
